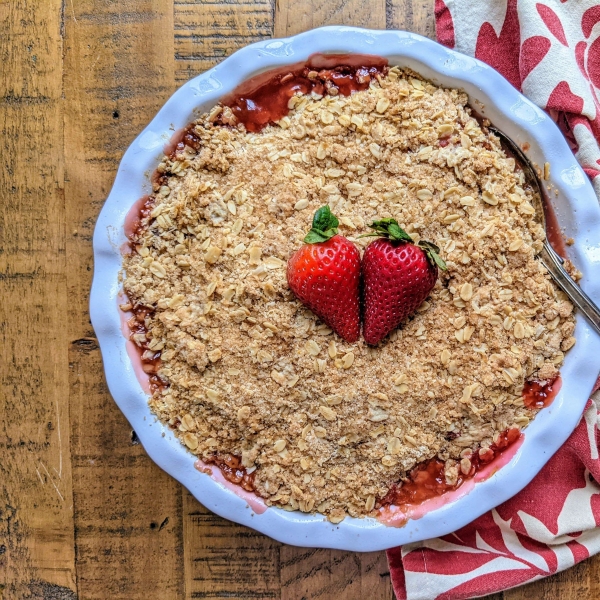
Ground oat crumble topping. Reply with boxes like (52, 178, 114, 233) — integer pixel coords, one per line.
(122, 67, 575, 522)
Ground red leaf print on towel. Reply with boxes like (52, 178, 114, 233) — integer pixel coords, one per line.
(435, 0, 455, 49)
(520, 36, 551, 80)
(587, 87, 600, 140)
(446, 572, 546, 600)
(475, 0, 521, 89)
(497, 450, 590, 536)
(548, 81, 584, 113)
(587, 36, 600, 91)
(582, 6, 600, 38)
(568, 540, 591, 563)
(565, 113, 600, 152)
(537, 3, 569, 46)
(576, 41, 588, 79)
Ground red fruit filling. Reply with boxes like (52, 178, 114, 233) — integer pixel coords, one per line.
(164, 123, 203, 160)
(522, 375, 562, 409)
(219, 54, 387, 132)
(377, 428, 522, 509)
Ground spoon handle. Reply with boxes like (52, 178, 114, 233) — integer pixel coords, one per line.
(540, 241, 600, 336)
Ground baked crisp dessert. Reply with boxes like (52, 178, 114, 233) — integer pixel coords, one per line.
(122, 65, 576, 522)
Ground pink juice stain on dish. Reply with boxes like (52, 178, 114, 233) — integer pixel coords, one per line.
(121, 197, 150, 255)
(544, 200, 568, 259)
(117, 293, 152, 394)
(194, 459, 267, 514)
(124, 195, 152, 241)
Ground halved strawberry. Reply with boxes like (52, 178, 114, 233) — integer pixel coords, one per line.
(362, 218, 447, 345)
(287, 206, 361, 343)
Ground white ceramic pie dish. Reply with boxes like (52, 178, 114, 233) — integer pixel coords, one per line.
(90, 26, 600, 551)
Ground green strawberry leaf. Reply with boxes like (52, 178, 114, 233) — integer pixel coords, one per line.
(360, 216, 448, 271)
(360, 218, 413, 242)
(387, 221, 413, 242)
(303, 205, 339, 244)
(304, 228, 335, 243)
(312, 205, 339, 231)
(419, 241, 448, 271)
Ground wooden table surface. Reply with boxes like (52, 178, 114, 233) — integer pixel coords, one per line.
(3, 0, 599, 598)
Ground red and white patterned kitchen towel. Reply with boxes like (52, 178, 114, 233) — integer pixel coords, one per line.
(387, 2, 600, 598)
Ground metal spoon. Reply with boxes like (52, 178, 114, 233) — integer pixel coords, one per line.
(487, 126, 600, 336)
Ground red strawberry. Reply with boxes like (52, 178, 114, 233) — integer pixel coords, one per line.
(287, 206, 361, 343)
(362, 218, 447, 345)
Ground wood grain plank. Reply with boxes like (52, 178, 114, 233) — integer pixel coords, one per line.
(280, 547, 392, 600)
(274, 0, 386, 37)
(0, 0, 77, 598)
(504, 560, 591, 600)
(386, 0, 435, 38)
(6, 0, 590, 598)
(62, 1, 184, 598)
(589, 556, 600, 600)
(174, 0, 274, 82)
(183, 492, 282, 599)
